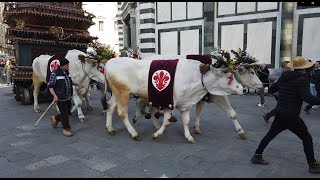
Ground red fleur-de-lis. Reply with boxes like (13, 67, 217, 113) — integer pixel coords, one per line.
(50, 60, 60, 72)
(153, 71, 170, 91)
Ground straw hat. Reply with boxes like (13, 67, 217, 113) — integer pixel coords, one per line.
(287, 56, 313, 69)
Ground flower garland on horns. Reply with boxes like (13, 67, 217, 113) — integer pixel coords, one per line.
(230, 48, 258, 66)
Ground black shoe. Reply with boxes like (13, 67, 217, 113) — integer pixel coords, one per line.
(304, 108, 310, 114)
(251, 153, 269, 165)
(263, 114, 269, 124)
(309, 160, 320, 174)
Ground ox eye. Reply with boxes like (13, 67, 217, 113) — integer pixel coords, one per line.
(250, 72, 254, 74)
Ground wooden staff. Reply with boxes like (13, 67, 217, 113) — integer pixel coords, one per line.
(34, 101, 55, 127)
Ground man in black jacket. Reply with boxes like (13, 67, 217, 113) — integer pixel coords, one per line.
(251, 57, 320, 174)
(47, 57, 84, 137)
(304, 61, 320, 114)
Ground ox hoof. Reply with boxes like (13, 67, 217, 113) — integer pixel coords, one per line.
(188, 139, 196, 144)
(154, 112, 163, 119)
(132, 135, 141, 141)
(79, 118, 86, 123)
(108, 130, 116, 136)
(195, 129, 202, 134)
(133, 117, 138, 124)
(87, 106, 93, 111)
(238, 133, 247, 140)
(145, 113, 151, 119)
(34, 109, 41, 113)
(152, 134, 158, 140)
(168, 116, 177, 122)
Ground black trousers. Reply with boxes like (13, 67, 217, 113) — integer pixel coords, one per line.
(305, 91, 320, 111)
(255, 113, 315, 164)
(55, 100, 71, 130)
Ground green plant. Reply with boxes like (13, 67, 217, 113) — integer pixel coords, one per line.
(88, 41, 116, 60)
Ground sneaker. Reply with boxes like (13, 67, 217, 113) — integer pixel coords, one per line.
(251, 153, 269, 165)
(263, 114, 269, 124)
(257, 103, 265, 107)
(309, 160, 320, 174)
(312, 105, 319, 109)
(63, 129, 73, 137)
(304, 108, 310, 114)
(50, 116, 58, 128)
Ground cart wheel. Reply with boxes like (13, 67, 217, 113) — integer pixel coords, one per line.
(14, 85, 21, 101)
(20, 88, 31, 105)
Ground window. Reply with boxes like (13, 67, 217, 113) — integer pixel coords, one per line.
(99, 21, 104, 31)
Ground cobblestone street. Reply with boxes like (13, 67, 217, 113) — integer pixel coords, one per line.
(1, 85, 320, 178)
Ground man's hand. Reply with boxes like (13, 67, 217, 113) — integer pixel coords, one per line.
(53, 95, 58, 102)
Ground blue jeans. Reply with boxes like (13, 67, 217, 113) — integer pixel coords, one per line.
(310, 83, 317, 96)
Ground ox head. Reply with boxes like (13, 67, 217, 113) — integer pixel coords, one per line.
(77, 54, 105, 84)
(230, 49, 263, 90)
(200, 64, 244, 96)
(235, 63, 263, 90)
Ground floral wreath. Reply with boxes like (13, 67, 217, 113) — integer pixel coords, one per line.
(230, 48, 258, 65)
(210, 47, 235, 68)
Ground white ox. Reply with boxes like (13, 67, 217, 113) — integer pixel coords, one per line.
(104, 57, 244, 143)
(32, 49, 105, 122)
(132, 54, 263, 139)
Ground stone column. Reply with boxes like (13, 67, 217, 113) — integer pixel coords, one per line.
(203, 2, 214, 54)
(279, 2, 294, 62)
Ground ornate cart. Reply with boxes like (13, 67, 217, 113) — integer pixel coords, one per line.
(2, 2, 97, 104)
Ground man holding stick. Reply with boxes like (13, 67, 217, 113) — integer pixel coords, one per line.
(47, 57, 84, 137)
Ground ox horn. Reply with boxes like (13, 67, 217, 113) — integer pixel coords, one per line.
(222, 66, 235, 73)
(242, 63, 257, 68)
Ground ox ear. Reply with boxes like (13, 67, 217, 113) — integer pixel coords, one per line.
(199, 64, 211, 74)
(78, 54, 86, 63)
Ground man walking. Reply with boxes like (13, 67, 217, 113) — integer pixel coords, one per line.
(251, 57, 320, 174)
(47, 57, 83, 137)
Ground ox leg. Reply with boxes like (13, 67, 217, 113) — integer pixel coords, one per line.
(83, 88, 93, 111)
(116, 93, 140, 141)
(71, 91, 85, 123)
(101, 91, 108, 115)
(32, 74, 41, 113)
(181, 109, 195, 143)
(152, 110, 171, 140)
(213, 96, 246, 139)
(133, 98, 145, 124)
(194, 100, 206, 134)
(106, 95, 116, 135)
(150, 107, 161, 129)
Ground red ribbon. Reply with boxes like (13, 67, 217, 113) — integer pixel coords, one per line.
(99, 68, 104, 74)
(227, 74, 234, 86)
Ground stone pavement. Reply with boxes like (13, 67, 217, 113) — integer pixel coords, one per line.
(0, 84, 320, 178)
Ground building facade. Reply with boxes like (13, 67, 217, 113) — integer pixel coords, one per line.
(0, 2, 14, 56)
(117, 2, 320, 68)
(82, 2, 119, 53)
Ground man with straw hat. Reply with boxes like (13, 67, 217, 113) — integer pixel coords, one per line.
(251, 56, 320, 174)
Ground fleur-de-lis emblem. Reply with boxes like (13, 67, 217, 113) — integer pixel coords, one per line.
(152, 70, 171, 91)
(50, 59, 60, 72)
